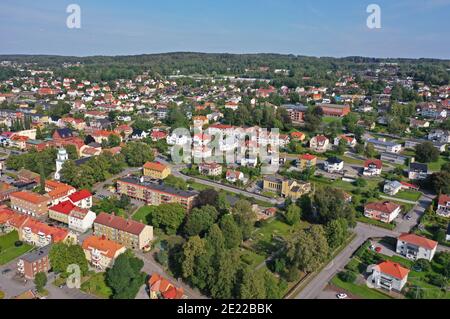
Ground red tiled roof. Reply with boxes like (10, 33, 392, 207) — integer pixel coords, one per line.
(365, 201, 400, 214)
(69, 189, 92, 203)
(94, 213, 146, 235)
(49, 201, 76, 216)
(300, 153, 317, 161)
(438, 194, 450, 206)
(398, 233, 437, 250)
(10, 191, 49, 205)
(377, 261, 410, 280)
(143, 162, 168, 172)
(22, 219, 69, 243)
(82, 235, 125, 259)
(364, 159, 382, 169)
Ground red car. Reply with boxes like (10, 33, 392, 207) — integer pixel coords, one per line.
(375, 247, 382, 253)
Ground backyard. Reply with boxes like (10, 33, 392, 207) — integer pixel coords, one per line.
(0, 231, 33, 265)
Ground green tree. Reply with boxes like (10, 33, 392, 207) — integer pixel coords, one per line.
(148, 203, 186, 235)
(106, 251, 145, 299)
(49, 243, 89, 276)
(122, 142, 154, 167)
(239, 266, 266, 299)
(233, 200, 257, 240)
(34, 272, 48, 293)
(415, 142, 440, 163)
(183, 205, 218, 237)
(285, 204, 301, 226)
(219, 214, 242, 249)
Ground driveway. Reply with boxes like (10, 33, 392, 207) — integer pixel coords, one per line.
(394, 194, 434, 234)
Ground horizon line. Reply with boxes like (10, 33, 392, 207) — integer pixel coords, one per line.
(0, 51, 449, 62)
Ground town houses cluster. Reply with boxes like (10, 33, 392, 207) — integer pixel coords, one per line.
(0, 55, 449, 300)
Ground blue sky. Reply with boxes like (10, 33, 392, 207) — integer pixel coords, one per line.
(0, 0, 449, 58)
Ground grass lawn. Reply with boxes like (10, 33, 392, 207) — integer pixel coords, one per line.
(239, 248, 266, 268)
(132, 205, 153, 223)
(80, 272, 113, 299)
(428, 156, 449, 172)
(250, 218, 309, 256)
(0, 231, 33, 265)
(393, 190, 422, 202)
(331, 276, 392, 299)
(322, 117, 342, 125)
(356, 216, 396, 230)
(341, 155, 365, 165)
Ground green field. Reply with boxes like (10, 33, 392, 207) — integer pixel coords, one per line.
(0, 231, 33, 265)
(428, 156, 449, 172)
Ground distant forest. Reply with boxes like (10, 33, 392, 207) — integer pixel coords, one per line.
(1, 52, 449, 86)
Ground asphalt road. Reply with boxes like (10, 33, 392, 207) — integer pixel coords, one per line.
(295, 222, 400, 300)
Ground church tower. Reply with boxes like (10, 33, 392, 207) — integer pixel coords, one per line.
(54, 147, 68, 181)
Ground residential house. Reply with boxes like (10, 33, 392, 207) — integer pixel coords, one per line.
(396, 233, 437, 261)
(366, 138, 402, 154)
(198, 162, 223, 177)
(226, 170, 245, 184)
(68, 189, 93, 209)
(364, 201, 401, 223)
(408, 162, 428, 180)
(380, 153, 409, 165)
(383, 181, 403, 196)
(17, 245, 51, 280)
(334, 135, 357, 148)
(0, 182, 18, 202)
(324, 157, 344, 173)
(437, 194, 450, 218)
(363, 159, 382, 177)
(82, 235, 126, 270)
(148, 273, 185, 300)
(143, 162, 171, 180)
(93, 212, 154, 250)
(48, 200, 96, 233)
(297, 154, 317, 171)
(370, 261, 410, 292)
(309, 135, 330, 153)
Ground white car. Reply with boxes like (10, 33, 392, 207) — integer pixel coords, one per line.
(336, 293, 348, 299)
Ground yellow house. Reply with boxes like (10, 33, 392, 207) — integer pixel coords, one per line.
(263, 176, 311, 200)
(143, 162, 171, 180)
(297, 154, 317, 171)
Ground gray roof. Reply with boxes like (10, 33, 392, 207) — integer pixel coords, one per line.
(367, 138, 401, 148)
(21, 245, 51, 263)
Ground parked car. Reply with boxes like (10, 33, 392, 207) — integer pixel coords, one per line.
(336, 293, 348, 299)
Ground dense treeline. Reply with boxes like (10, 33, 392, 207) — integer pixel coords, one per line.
(1, 53, 448, 86)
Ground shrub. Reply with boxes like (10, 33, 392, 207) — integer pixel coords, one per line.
(414, 259, 431, 272)
(338, 270, 357, 283)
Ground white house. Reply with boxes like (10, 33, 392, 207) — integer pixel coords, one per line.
(226, 170, 244, 183)
(334, 135, 357, 148)
(437, 194, 450, 218)
(324, 157, 344, 173)
(363, 159, 382, 177)
(370, 261, 410, 292)
(310, 135, 330, 153)
(68, 190, 93, 209)
(396, 233, 438, 261)
(166, 133, 191, 146)
(383, 180, 403, 196)
(68, 208, 97, 233)
(366, 138, 402, 154)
